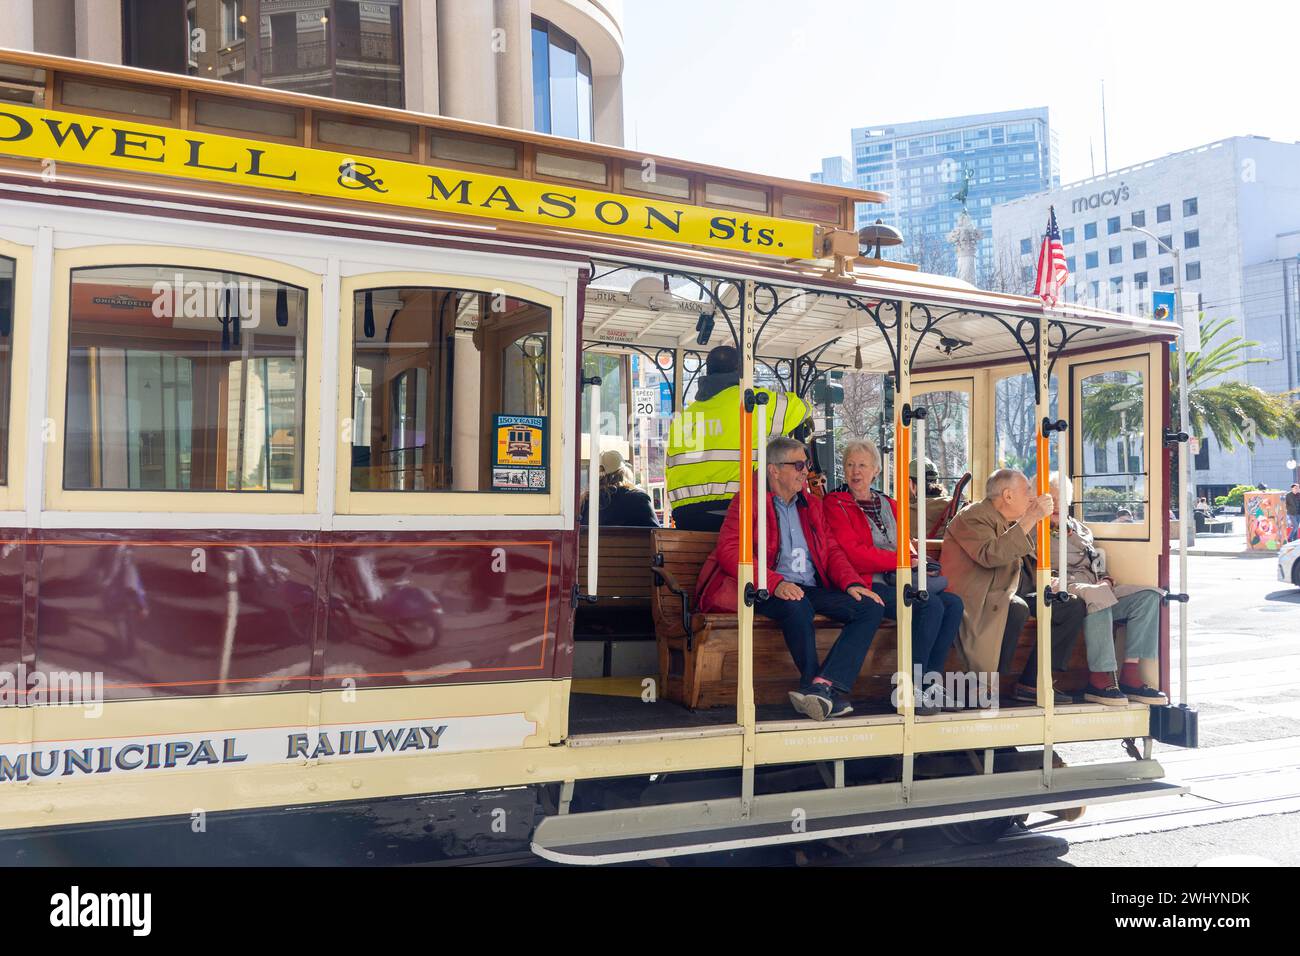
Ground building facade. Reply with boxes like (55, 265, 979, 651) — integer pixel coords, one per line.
(993, 137, 1300, 497)
(814, 108, 1059, 281)
(0, 0, 624, 144)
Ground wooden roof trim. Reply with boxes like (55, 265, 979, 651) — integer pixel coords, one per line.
(0, 47, 884, 206)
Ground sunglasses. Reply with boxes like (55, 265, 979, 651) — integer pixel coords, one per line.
(773, 459, 808, 472)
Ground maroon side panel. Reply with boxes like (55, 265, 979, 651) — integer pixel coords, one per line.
(34, 529, 318, 699)
(321, 531, 560, 690)
(0, 533, 22, 680)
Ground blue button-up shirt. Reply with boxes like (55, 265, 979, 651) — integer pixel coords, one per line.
(772, 494, 817, 587)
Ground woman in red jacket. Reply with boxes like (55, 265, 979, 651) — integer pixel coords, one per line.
(823, 440, 964, 713)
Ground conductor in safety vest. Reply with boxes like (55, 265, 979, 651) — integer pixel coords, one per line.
(666, 345, 811, 531)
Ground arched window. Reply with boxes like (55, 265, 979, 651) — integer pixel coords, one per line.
(531, 16, 594, 141)
(64, 265, 307, 492)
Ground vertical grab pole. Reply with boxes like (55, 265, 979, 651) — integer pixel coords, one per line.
(1058, 429, 1068, 592)
(736, 280, 758, 818)
(756, 398, 768, 595)
(587, 378, 601, 599)
(915, 413, 926, 595)
(894, 301, 915, 800)
(1035, 317, 1055, 786)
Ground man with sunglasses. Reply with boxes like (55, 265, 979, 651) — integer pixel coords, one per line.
(695, 437, 886, 720)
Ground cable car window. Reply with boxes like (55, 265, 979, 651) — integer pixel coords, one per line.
(913, 387, 970, 487)
(64, 265, 307, 492)
(351, 287, 551, 492)
(994, 372, 1059, 472)
(0, 256, 11, 486)
(1080, 368, 1146, 523)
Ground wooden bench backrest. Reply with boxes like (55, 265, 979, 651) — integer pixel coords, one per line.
(578, 526, 656, 604)
(649, 529, 717, 637)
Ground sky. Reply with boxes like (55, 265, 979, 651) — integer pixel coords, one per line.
(620, 0, 1300, 187)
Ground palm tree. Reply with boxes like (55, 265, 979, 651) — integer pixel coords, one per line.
(1174, 315, 1288, 451)
(1084, 314, 1287, 451)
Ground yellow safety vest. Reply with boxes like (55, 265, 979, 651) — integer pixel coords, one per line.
(665, 386, 811, 510)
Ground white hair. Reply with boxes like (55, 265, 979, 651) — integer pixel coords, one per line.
(1047, 475, 1073, 505)
(841, 439, 881, 472)
(986, 468, 1028, 499)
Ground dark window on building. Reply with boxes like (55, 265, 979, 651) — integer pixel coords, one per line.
(1131, 210, 1146, 228)
(1185, 229, 1200, 249)
(1159, 266, 1174, 286)
(1066, 256, 1076, 273)
(1110, 276, 1123, 294)
(123, 0, 405, 109)
(1157, 203, 1171, 223)
(1061, 227, 1075, 245)
(1134, 271, 1148, 288)
(1159, 235, 1173, 253)
(1133, 241, 1147, 259)
(1021, 265, 1034, 284)
(1194, 439, 1209, 470)
(1085, 251, 1099, 270)
(1186, 261, 1201, 281)
(1020, 237, 1032, 255)
(532, 16, 594, 140)
(1094, 443, 1107, 472)
(1084, 222, 1098, 240)
(1108, 246, 1122, 265)
(1107, 216, 1120, 234)
(1183, 197, 1198, 216)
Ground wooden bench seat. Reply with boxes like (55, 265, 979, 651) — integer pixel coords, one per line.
(650, 528, 1091, 710)
(579, 526, 656, 607)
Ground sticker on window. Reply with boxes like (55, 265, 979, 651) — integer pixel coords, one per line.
(493, 415, 547, 491)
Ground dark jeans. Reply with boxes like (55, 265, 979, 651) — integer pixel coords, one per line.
(756, 586, 885, 693)
(999, 590, 1086, 681)
(872, 582, 963, 674)
(672, 501, 727, 532)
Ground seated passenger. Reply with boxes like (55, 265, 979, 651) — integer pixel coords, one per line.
(823, 440, 964, 714)
(580, 450, 659, 527)
(1048, 478, 1167, 706)
(909, 458, 952, 541)
(940, 469, 1086, 704)
(695, 437, 886, 721)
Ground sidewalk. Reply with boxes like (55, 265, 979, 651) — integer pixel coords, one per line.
(1169, 514, 1280, 558)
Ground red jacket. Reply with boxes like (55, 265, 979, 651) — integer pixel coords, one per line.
(695, 483, 866, 613)
(822, 490, 908, 579)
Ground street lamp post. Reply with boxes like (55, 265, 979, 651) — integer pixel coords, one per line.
(1124, 225, 1191, 705)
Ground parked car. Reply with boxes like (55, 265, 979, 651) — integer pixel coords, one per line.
(1279, 539, 1300, 589)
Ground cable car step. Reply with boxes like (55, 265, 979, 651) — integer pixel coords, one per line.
(531, 760, 1185, 865)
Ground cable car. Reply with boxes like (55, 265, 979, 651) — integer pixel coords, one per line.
(0, 49, 1195, 865)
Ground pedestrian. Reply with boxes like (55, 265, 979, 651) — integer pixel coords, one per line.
(1286, 483, 1300, 542)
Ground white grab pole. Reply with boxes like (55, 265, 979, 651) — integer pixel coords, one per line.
(756, 400, 768, 593)
(1058, 429, 1068, 592)
(587, 381, 600, 598)
(914, 414, 926, 594)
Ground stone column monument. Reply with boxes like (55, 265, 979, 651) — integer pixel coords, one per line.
(946, 167, 983, 286)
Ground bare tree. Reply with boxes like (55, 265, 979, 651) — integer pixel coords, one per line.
(983, 238, 1036, 295)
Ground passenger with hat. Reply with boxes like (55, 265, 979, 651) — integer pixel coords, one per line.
(666, 344, 811, 532)
(580, 449, 659, 527)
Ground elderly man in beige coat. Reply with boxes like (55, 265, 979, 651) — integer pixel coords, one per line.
(940, 469, 1086, 704)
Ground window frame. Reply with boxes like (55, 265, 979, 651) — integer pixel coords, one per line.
(335, 271, 565, 517)
(46, 246, 322, 514)
(1070, 352, 1153, 541)
(912, 375, 976, 492)
(0, 238, 32, 513)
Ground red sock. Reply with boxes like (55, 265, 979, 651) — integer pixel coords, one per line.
(1120, 661, 1141, 687)
(812, 676, 833, 688)
(1089, 671, 1113, 690)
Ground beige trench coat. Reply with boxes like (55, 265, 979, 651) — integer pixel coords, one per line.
(939, 498, 1034, 675)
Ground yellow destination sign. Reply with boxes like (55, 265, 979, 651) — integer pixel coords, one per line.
(0, 103, 816, 259)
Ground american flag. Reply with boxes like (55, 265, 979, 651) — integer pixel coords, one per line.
(1034, 206, 1069, 307)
